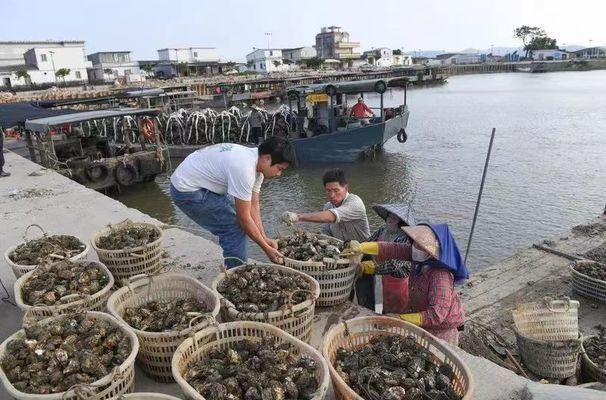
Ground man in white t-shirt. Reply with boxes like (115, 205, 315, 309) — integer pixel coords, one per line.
(170, 137, 295, 268)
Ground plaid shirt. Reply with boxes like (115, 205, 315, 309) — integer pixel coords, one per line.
(377, 242, 465, 331)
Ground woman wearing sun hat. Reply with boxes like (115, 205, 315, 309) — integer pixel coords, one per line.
(346, 223, 469, 345)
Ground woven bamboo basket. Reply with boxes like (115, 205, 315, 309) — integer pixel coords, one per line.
(4, 224, 90, 278)
(91, 221, 163, 286)
(512, 297, 581, 378)
(570, 261, 606, 303)
(0, 311, 139, 400)
(211, 263, 320, 343)
(581, 335, 606, 383)
(171, 321, 330, 400)
(107, 272, 221, 382)
(14, 260, 114, 325)
(321, 316, 474, 400)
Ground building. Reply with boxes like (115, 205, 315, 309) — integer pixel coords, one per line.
(245, 49, 288, 73)
(362, 48, 394, 67)
(87, 51, 142, 83)
(281, 47, 317, 63)
(155, 47, 222, 78)
(0, 41, 91, 88)
(393, 52, 413, 66)
(574, 46, 606, 59)
(435, 53, 481, 65)
(532, 49, 570, 61)
(314, 26, 360, 67)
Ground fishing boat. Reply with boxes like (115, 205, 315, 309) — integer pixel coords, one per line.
(285, 78, 410, 163)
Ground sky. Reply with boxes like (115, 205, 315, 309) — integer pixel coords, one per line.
(0, 0, 604, 62)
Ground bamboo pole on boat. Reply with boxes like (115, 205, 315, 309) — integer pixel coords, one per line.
(464, 128, 496, 265)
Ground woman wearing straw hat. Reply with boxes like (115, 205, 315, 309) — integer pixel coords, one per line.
(366, 204, 416, 314)
(346, 224, 469, 345)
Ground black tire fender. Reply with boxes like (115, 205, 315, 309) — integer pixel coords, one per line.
(397, 128, 408, 143)
(84, 162, 109, 182)
(114, 163, 139, 186)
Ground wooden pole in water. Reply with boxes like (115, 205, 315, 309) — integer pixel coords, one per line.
(464, 128, 496, 265)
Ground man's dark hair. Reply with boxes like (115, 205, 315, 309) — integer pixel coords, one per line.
(258, 136, 296, 165)
(323, 168, 347, 186)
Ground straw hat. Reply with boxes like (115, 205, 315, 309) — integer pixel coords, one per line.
(401, 225, 440, 260)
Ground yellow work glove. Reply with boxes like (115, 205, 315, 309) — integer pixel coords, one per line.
(361, 260, 376, 275)
(400, 313, 423, 326)
(342, 241, 380, 256)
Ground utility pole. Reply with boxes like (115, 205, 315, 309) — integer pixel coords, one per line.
(264, 32, 272, 50)
(49, 51, 57, 83)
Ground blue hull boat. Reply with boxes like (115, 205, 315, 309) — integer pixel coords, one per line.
(292, 106, 409, 164)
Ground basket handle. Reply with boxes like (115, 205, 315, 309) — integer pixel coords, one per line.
(61, 366, 124, 400)
(22, 224, 46, 242)
(543, 296, 573, 313)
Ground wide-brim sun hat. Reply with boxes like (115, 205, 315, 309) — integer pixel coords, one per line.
(402, 225, 440, 260)
(372, 204, 416, 226)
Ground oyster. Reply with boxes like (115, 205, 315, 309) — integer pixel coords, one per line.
(573, 260, 606, 281)
(9, 235, 85, 265)
(0, 314, 129, 394)
(584, 325, 606, 371)
(334, 335, 462, 400)
(185, 337, 320, 400)
(278, 231, 345, 263)
(123, 298, 210, 332)
(217, 266, 313, 313)
(96, 224, 159, 250)
(21, 260, 109, 306)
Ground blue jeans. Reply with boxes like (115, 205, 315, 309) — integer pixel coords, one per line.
(170, 184, 247, 269)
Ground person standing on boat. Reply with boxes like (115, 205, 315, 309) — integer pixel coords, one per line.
(280, 169, 375, 309)
(170, 137, 295, 268)
(366, 204, 416, 314)
(344, 224, 469, 346)
(350, 97, 375, 125)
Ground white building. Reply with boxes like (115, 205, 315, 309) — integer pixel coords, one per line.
(87, 51, 142, 83)
(362, 48, 394, 67)
(245, 49, 289, 73)
(0, 41, 91, 88)
(393, 53, 413, 66)
(157, 47, 220, 63)
(281, 47, 317, 63)
(532, 49, 570, 61)
(435, 53, 481, 65)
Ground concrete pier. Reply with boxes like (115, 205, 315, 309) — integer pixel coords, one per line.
(0, 151, 604, 399)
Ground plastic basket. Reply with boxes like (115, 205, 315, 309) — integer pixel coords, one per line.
(0, 311, 139, 400)
(171, 321, 330, 400)
(321, 316, 474, 400)
(581, 335, 606, 383)
(211, 262, 320, 343)
(117, 394, 182, 400)
(14, 260, 114, 325)
(107, 272, 221, 382)
(570, 261, 606, 303)
(512, 298, 581, 378)
(4, 224, 90, 279)
(91, 221, 163, 286)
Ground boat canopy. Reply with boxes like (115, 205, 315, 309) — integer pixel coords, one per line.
(287, 78, 401, 99)
(0, 102, 80, 129)
(25, 108, 159, 131)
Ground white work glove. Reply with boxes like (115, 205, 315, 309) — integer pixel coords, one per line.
(281, 211, 299, 225)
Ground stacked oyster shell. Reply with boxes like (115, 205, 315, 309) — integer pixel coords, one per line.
(278, 232, 344, 262)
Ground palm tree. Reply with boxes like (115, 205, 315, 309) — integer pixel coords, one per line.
(15, 68, 30, 86)
(55, 68, 71, 85)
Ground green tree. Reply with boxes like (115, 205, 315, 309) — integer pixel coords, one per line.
(272, 60, 281, 68)
(140, 64, 154, 77)
(303, 57, 323, 69)
(15, 68, 30, 85)
(55, 68, 71, 85)
(514, 25, 548, 58)
(392, 49, 402, 55)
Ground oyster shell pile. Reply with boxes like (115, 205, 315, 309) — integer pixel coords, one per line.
(96, 225, 160, 250)
(278, 231, 344, 262)
(574, 261, 606, 281)
(9, 235, 85, 265)
(123, 298, 210, 332)
(217, 266, 313, 313)
(21, 260, 109, 306)
(184, 337, 321, 400)
(1, 314, 130, 394)
(585, 325, 606, 371)
(334, 335, 462, 400)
